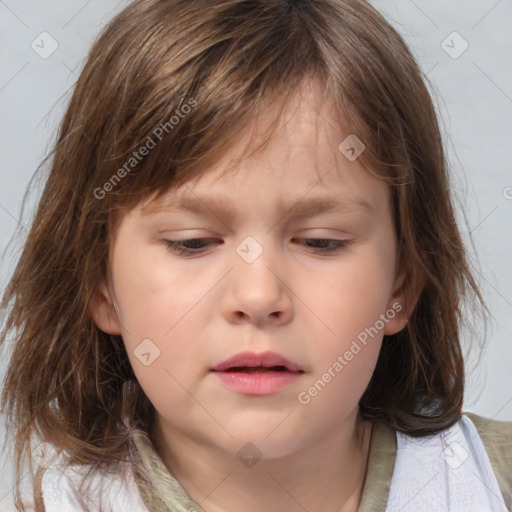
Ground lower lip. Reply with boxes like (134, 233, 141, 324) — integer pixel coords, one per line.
(212, 370, 303, 395)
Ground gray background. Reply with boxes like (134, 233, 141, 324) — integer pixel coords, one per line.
(1, 0, 511, 509)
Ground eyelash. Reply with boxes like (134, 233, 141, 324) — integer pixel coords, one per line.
(164, 238, 348, 256)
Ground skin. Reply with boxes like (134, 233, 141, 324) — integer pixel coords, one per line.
(91, 81, 415, 512)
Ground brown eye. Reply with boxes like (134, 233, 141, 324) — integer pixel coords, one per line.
(294, 238, 348, 253)
(164, 238, 219, 255)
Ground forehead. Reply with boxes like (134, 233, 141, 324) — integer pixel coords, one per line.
(133, 80, 388, 224)
(140, 152, 385, 228)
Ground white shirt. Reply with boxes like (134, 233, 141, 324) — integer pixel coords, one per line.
(386, 415, 508, 512)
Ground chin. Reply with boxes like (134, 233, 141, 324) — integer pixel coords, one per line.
(218, 421, 313, 460)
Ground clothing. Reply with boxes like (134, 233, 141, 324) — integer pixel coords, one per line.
(360, 413, 511, 512)
(40, 412, 512, 512)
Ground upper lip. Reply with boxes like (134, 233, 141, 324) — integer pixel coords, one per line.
(211, 351, 303, 372)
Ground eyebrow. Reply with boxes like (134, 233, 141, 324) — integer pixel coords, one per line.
(146, 194, 375, 219)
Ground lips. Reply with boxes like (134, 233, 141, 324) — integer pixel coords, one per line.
(211, 351, 304, 395)
(211, 351, 303, 373)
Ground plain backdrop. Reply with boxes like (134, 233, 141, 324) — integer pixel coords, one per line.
(1, 0, 511, 509)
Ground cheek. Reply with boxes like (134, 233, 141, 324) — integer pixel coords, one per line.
(292, 323, 382, 448)
(297, 241, 395, 408)
(111, 242, 209, 339)
(310, 251, 396, 343)
(110, 244, 214, 402)
(295, 299, 384, 430)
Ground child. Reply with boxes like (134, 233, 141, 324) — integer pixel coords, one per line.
(1, 0, 511, 510)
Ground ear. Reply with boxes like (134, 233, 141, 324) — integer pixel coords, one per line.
(89, 282, 122, 335)
(383, 265, 424, 336)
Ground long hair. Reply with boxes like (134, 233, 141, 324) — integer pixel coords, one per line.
(1, 0, 485, 509)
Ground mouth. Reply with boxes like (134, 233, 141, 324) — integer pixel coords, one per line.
(211, 350, 303, 373)
(210, 352, 304, 395)
(223, 365, 299, 374)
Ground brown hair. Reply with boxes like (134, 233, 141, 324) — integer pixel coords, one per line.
(1, 0, 485, 509)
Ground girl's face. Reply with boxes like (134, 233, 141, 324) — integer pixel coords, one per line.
(92, 87, 407, 459)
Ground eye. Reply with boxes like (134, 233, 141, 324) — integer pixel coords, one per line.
(164, 238, 218, 255)
(293, 238, 348, 253)
(164, 237, 347, 256)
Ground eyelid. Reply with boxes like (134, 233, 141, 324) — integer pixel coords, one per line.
(162, 236, 350, 256)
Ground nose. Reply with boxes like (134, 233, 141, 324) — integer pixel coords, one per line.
(221, 240, 294, 327)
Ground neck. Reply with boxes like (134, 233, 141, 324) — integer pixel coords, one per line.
(151, 413, 373, 512)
